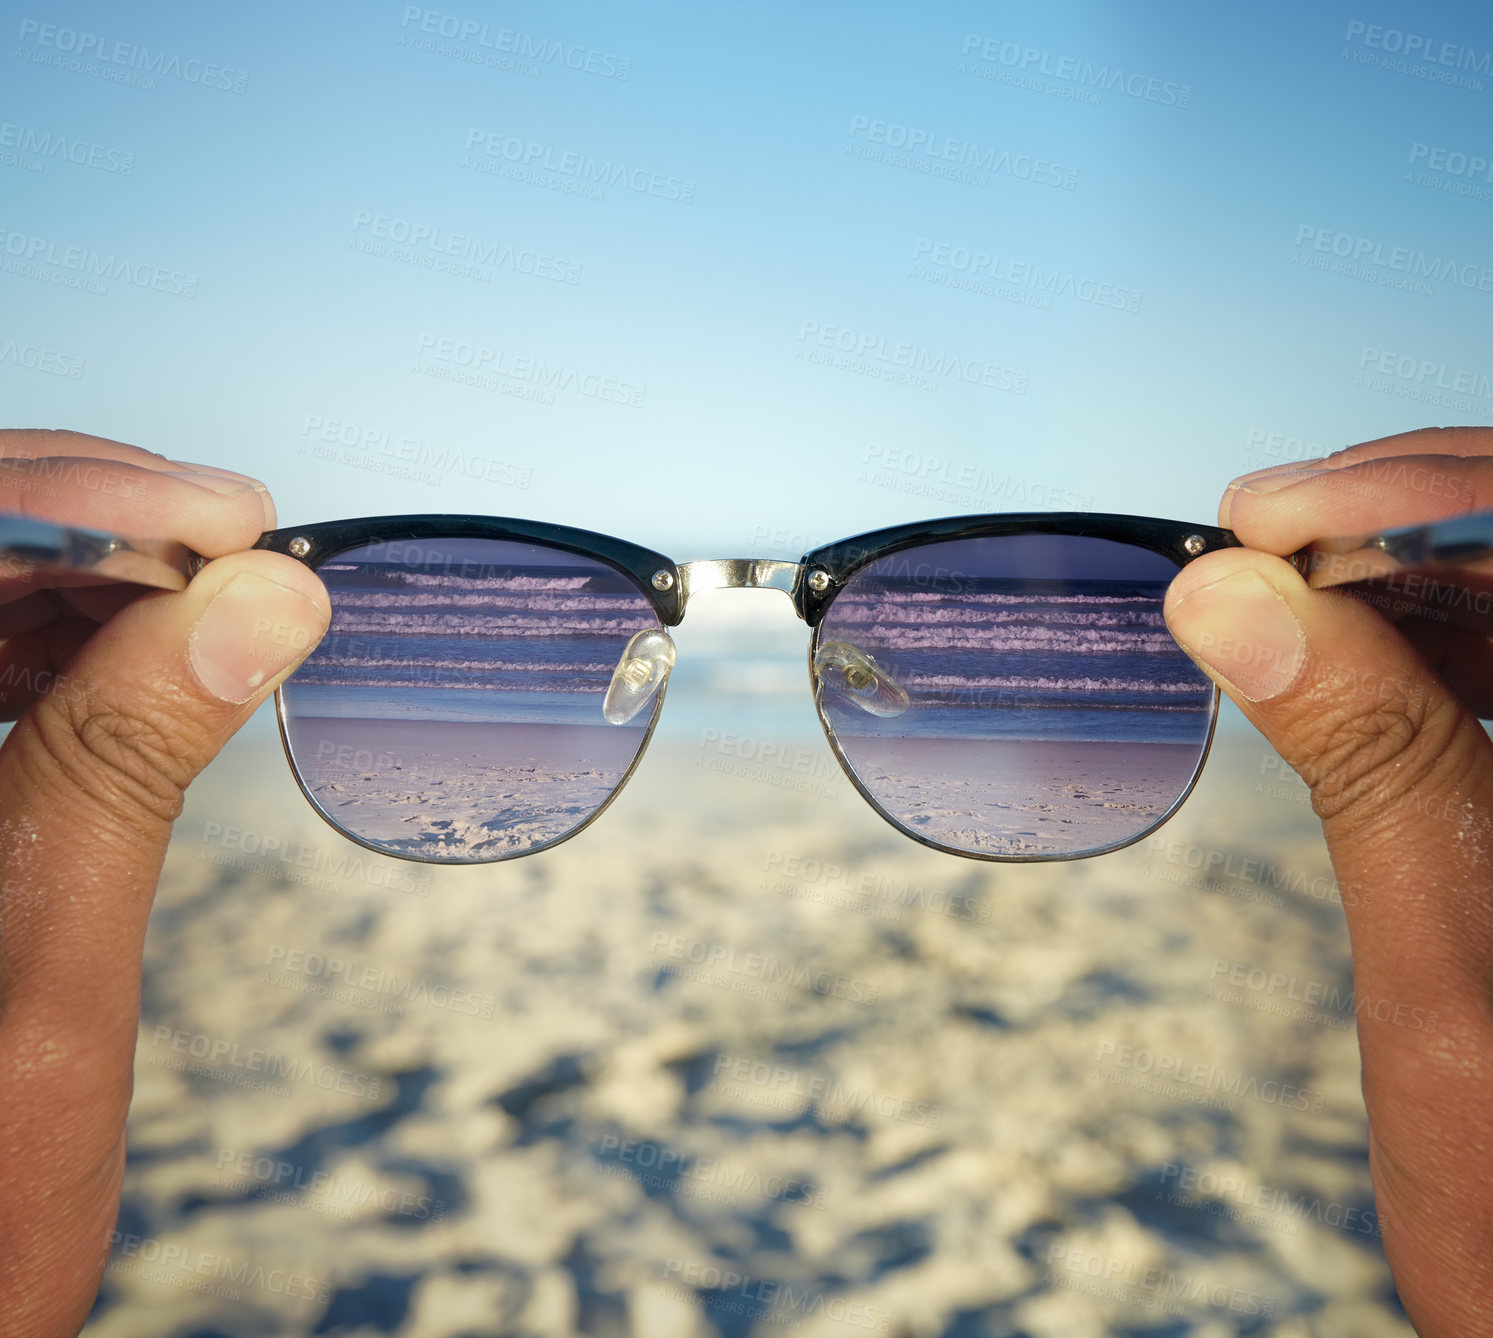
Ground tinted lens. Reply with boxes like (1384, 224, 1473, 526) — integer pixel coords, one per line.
(280, 537, 664, 862)
(812, 533, 1214, 858)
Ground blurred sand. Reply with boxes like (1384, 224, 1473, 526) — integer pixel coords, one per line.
(83, 705, 1412, 1338)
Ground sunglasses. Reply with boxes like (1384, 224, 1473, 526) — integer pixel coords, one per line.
(5, 507, 1488, 865)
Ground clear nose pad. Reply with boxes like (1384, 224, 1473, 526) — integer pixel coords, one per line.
(603, 627, 677, 725)
(813, 639, 909, 718)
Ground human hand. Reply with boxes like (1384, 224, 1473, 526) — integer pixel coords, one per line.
(0, 430, 331, 1338)
(1163, 426, 1493, 1337)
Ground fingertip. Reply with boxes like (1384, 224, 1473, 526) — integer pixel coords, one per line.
(165, 460, 276, 528)
(1167, 546, 1306, 612)
(184, 552, 330, 706)
(190, 548, 329, 619)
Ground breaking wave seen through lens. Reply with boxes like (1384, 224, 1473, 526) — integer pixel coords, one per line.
(820, 576, 1213, 744)
(289, 558, 660, 724)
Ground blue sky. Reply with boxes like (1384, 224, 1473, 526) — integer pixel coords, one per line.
(4, 0, 1490, 558)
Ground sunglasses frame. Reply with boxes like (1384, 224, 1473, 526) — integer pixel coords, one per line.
(252, 515, 684, 864)
(253, 512, 1243, 864)
(799, 513, 1242, 861)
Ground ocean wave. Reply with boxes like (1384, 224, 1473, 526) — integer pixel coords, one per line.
(322, 566, 601, 592)
(846, 625, 1182, 653)
(325, 612, 654, 637)
(827, 606, 1166, 629)
(839, 589, 1164, 605)
(906, 673, 1207, 695)
(291, 675, 606, 693)
(303, 656, 617, 674)
(329, 592, 647, 612)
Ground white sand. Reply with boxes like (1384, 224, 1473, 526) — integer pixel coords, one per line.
(284, 717, 650, 860)
(830, 735, 1205, 855)
(85, 718, 1408, 1338)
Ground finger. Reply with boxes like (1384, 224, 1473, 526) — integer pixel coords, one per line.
(0, 428, 274, 528)
(1164, 546, 1493, 989)
(0, 427, 184, 470)
(1394, 614, 1493, 717)
(0, 588, 66, 637)
(0, 550, 329, 1332)
(0, 616, 95, 721)
(159, 460, 276, 526)
(1220, 426, 1493, 527)
(0, 548, 330, 1003)
(0, 457, 269, 558)
(1337, 571, 1493, 642)
(53, 582, 161, 626)
(1220, 453, 1493, 550)
(1164, 546, 1493, 1332)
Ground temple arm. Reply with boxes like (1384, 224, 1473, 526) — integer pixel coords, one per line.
(1290, 508, 1493, 588)
(0, 513, 201, 591)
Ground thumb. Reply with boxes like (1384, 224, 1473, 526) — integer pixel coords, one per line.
(1161, 548, 1493, 974)
(0, 549, 330, 1022)
(1163, 547, 1493, 1331)
(0, 549, 329, 1338)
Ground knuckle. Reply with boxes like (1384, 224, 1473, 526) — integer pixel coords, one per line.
(1297, 682, 1468, 829)
(24, 683, 203, 830)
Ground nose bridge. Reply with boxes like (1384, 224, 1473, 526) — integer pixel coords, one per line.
(676, 558, 804, 612)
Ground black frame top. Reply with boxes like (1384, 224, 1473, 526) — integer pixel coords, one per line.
(254, 511, 1244, 627)
(793, 512, 1241, 625)
(254, 513, 687, 624)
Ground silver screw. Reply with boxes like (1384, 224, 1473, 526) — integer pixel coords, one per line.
(651, 570, 675, 591)
(807, 569, 831, 592)
(288, 536, 312, 558)
(1183, 534, 1205, 556)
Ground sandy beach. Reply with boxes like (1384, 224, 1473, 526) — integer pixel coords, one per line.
(822, 734, 1208, 856)
(82, 708, 1410, 1337)
(283, 716, 655, 860)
